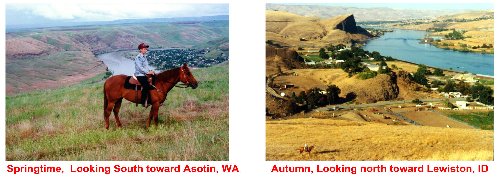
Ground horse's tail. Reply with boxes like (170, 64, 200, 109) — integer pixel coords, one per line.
(103, 81, 108, 113)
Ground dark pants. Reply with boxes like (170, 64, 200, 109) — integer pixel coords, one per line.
(136, 76, 152, 104)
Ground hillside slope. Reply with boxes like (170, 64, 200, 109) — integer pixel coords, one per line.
(6, 21, 229, 95)
(6, 64, 229, 161)
(267, 118, 493, 161)
(266, 10, 371, 48)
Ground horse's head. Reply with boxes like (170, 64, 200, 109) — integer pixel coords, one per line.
(179, 63, 198, 89)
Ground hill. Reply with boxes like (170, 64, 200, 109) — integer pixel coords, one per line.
(267, 118, 493, 161)
(266, 10, 371, 48)
(6, 20, 229, 95)
(6, 64, 229, 161)
(393, 11, 493, 53)
(267, 4, 459, 22)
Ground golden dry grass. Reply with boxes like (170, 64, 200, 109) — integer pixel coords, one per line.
(267, 118, 493, 161)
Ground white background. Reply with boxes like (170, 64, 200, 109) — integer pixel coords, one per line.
(0, 0, 497, 180)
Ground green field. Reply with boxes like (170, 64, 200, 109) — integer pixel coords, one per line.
(301, 55, 324, 62)
(6, 64, 229, 161)
(446, 111, 494, 130)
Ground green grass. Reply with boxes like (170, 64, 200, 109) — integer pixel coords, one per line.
(6, 64, 229, 161)
(477, 78, 494, 85)
(301, 55, 324, 62)
(446, 111, 494, 130)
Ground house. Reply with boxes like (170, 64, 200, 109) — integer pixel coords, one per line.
(305, 61, 316, 65)
(362, 62, 379, 71)
(441, 92, 462, 98)
(455, 101, 469, 109)
(335, 60, 345, 64)
(452, 73, 478, 83)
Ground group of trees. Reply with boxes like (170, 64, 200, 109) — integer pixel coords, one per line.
(412, 65, 445, 86)
(445, 30, 465, 40)
(290, 85, 356, 113)
(438, 80, 494, 105)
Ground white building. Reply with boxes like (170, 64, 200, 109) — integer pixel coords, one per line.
(455, 101, 470, 110)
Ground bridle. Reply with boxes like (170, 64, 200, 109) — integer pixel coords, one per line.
(151, 67, 191, 93)
(176, 67, 191, 88)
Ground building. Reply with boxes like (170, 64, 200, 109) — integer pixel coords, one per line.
(452, 73, 478, 83)
(362, 62, 379, 71)
(455, 101, 470, 110)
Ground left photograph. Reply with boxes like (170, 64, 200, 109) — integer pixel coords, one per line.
(6, 3, 229, 160)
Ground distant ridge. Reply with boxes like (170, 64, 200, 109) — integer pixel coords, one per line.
(7, 15, 229, 32)
(267, 4, 463, 22)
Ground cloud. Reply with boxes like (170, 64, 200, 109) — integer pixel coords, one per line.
(8, 3, 228, 21)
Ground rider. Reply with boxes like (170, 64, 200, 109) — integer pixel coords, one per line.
(135, 43, 155, 107)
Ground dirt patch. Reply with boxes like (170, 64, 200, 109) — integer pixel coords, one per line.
(401, 111, 475, 129)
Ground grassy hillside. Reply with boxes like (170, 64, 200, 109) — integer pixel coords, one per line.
(6, 64, 228, 161)
(267, 118, 493, 161)
(6, 20, 229, 95)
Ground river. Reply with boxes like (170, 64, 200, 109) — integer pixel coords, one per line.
(98, 51, 156, 75)
(363, 29, 494, 76)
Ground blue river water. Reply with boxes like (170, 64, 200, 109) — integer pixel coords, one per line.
(363, 29, 494, 76)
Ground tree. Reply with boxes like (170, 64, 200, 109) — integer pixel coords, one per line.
(326, 85, 341, 104)
(413, 71, 428, 86)
(433, 68, 444, 76)
(306, 88, 326, 109)
(455, 81, 470, 95)
(337, 50, 352, 60)
(412, 99, 423, 104)
(470, 84, 494, 105)
(345, 92, 357, 102)
(430, 80, 443, 88)
(372, 51, 382, 61)
(319, 48, 329, 59)
(378, 60, 389, 74)
(416, 64, 431, 75)
(442, 80, 456, 92)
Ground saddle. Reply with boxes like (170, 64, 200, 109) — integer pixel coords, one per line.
(124, 74, 155, 107)
(124, 75, 154, 89)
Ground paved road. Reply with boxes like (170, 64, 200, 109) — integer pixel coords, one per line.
(315, 98, 465, 111)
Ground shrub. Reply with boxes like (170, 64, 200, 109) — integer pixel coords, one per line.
(357, 71, 377, 80)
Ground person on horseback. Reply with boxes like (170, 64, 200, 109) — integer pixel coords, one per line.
(135, 43, 155, 107)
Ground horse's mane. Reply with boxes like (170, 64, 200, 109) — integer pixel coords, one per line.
(157, 67, 180, 82)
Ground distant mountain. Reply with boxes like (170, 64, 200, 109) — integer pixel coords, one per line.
(6, 15, 229, 32)
(267, 4, 462, 22)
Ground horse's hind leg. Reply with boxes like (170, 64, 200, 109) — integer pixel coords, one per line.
(104, 101, 115, 130)
(113, 98, 123, 128)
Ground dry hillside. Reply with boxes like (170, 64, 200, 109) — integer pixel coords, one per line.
(267, 118, 493, 161)
(394, 11, 493, 53)
(266, 10, 371, 48)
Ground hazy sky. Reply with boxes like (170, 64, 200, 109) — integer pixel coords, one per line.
(6, 3, 229, 26)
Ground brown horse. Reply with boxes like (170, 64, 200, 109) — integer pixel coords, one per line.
(103, 63, 198, 129)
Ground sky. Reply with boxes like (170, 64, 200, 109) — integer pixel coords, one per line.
(6, 3, 229, 26)
(308, 3, 493, 11)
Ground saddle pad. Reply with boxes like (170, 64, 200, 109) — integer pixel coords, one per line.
(124, 76, 143, 90)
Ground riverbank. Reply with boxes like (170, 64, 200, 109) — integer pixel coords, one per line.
(363, 29, 493, 76)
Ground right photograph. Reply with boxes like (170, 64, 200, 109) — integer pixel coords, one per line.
(266, 3, 494, 161)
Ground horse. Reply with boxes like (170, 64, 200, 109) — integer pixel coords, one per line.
(103, 63, 198, 129)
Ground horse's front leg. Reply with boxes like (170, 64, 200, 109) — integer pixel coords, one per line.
(147, 103, 160, 128)
(153, 102, 161, 127)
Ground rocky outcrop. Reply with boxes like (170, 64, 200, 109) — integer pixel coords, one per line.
(344, 73, 399, 103)
(334, 14, 358, 34)
(266, 45, 304, 69)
